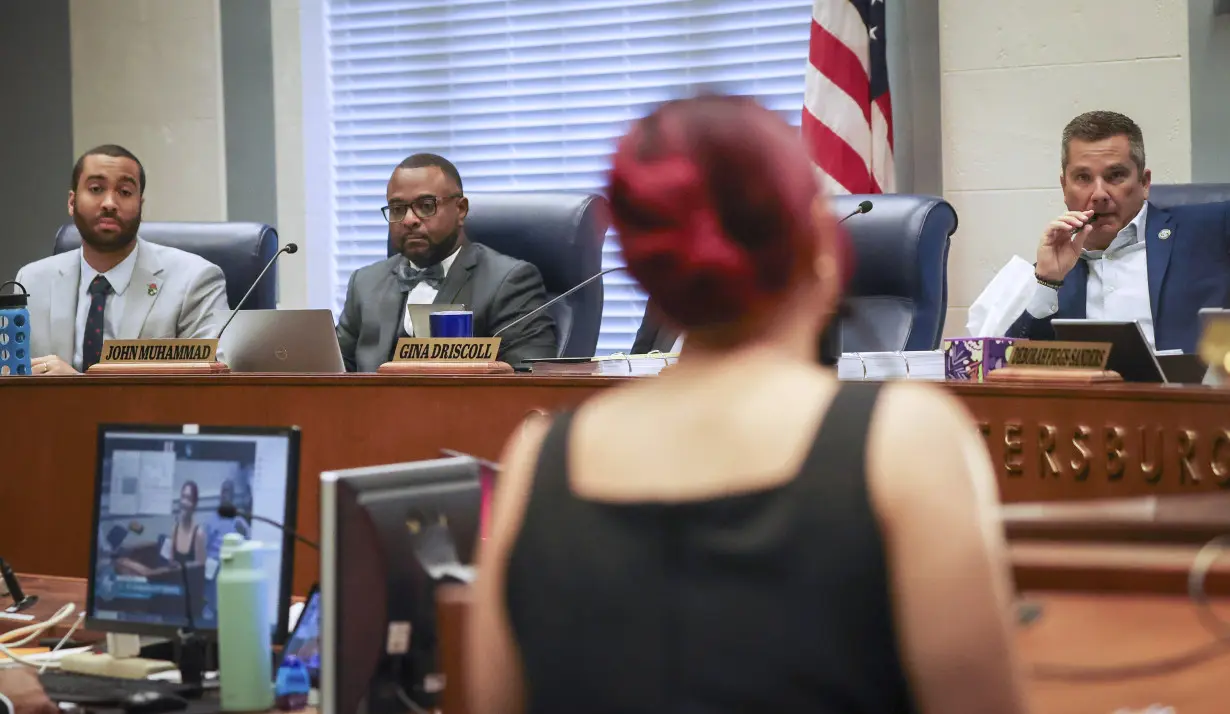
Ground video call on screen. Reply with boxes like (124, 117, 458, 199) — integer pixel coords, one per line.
(92, 431, 290, 632)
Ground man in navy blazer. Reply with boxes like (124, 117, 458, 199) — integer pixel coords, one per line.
(1002, 110, 1230, 354)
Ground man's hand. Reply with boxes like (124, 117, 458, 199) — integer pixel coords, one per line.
(1035, 209, 1095, 283)
(30, 355, 78, 376)
(0, 668, 57, 714)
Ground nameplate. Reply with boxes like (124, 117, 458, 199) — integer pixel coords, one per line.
(1006, 340, 1111, 370)
(99, 338, 219, 364)
(393, 338, 501, 362)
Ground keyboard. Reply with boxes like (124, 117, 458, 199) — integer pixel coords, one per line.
(38, 671, 191, 709)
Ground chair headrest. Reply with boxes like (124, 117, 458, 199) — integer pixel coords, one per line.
(827, 194, 958, 299)
(53, 221, 280, 310)
(389, 192, 609, 293)
(1148, 183, 1230, 209)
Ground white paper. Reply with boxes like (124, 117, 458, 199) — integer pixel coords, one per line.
(966, 256, 1037, 337)
(837, 351, 945, 381)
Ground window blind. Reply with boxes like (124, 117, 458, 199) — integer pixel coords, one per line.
(325, 0, 813, 354)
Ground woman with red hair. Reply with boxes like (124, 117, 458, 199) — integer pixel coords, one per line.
(469, 95, 1029, 714)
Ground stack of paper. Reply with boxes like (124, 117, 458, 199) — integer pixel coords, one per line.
(837, 351, 946, 381)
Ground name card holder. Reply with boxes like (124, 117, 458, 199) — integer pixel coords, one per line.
(986, 340, 1121, 384)
(377, 338, 511, 375)
(86, 339, 229, 375)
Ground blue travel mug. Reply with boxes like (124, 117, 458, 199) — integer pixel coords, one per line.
(430, 310, 474, 338)
(0, 281, 32, 376)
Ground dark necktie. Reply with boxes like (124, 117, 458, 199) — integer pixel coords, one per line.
(82, 275, 112, 371)
(394, 260, 446, 292)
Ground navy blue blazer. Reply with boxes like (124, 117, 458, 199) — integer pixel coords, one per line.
(1006, 200, 1230, 353)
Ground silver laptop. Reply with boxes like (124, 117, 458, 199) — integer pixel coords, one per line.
(218, 309, 345, 373)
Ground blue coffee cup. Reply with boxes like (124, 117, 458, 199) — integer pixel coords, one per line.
(430, 310, 474, 338)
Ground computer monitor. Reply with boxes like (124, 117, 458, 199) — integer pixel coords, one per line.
(87, 424, 301, 642)
(320, 456, 484, 714)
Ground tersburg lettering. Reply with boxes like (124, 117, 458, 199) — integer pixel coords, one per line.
(1070, 425, 1093, 481)
(1004, 423, 1024, 477)
(1105, 426, 1126, 481)
(1140, 426, 1164, 484)
(1038, 425, 1060, 479)
(1179, 429, 1200, 484)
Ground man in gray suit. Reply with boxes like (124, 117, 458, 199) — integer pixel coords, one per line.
(336, 153, 558, 372)
(14, 145, 230, 375)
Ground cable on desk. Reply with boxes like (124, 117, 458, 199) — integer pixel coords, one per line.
(0, 603, 81, 670)
(1029, 534, 1230, 681)
(1188, 534, 1230, 638)
(0, 603, 75, 646)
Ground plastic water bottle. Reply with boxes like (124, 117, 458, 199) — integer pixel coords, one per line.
(0, 281, 32, 376)
(216, 534, 274, 712)
(274, 655, 311, 712)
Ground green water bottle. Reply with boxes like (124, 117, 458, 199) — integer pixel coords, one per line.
(217, 533, 274, 712)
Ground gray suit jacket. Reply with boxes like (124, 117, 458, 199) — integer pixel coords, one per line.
(14, 238, 230, 363)
(336, 242, 558, 372)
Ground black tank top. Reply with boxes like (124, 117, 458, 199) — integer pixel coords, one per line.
(505, 382, 917, 714)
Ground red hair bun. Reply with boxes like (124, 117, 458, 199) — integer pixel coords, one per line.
(609, 94, 836, 330)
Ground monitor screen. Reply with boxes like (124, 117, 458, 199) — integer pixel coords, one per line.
(88, 424, 300, 641)
(282, 587, 321, 684)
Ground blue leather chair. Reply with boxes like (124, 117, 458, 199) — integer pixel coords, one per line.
(829, 194, 958, 352)
(1149, 183, 1230, 209)
(388, 192, 609, 358)
(53, 222, 280, 310)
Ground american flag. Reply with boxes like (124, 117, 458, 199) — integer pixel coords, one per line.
(802, 0, 895, 195)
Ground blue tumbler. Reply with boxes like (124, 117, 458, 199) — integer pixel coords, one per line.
(429, 310, 475, 338)
(0, 281, 31, 376)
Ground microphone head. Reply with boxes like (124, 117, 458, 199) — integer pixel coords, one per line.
(858, 200, 873, 214)
(217, 504, 238, 519)
(284, 243, 299, 254)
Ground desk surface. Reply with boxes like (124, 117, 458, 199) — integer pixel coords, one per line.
(4, 375, 1230, 591)
(1019, 592, 1230, 714)
(11, 575, 1229, 714)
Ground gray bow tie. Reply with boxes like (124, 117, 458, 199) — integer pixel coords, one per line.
(395, 260, 445, 291)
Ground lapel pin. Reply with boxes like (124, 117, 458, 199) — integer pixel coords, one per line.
(1158, 228, 1172, 241)
(147, 282, 159, 296)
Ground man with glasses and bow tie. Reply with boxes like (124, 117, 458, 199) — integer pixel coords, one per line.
(335, 153, 558, 372)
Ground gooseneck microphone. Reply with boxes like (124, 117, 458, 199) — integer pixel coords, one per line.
(0, 557, 37, 612)
(173, 555, 207, 689)
(217, 505, 319, 551)
(216, 242, 299, 340)
(819, 202, 870, 367)
(837, 200, 873, 224)
(492, 266, 627, 338)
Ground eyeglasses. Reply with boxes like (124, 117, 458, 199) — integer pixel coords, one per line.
(381, 193, 463, 222)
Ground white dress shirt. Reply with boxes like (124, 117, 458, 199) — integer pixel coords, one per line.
(1025, 203, 1153, 346)
(402, 247, 461, 336)
(73, 242, 140, 370)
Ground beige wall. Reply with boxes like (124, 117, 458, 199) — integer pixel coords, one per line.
(938, 0, 1192, 337)
(271, 0, 307, 309)
(70, 0, 228, 222)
